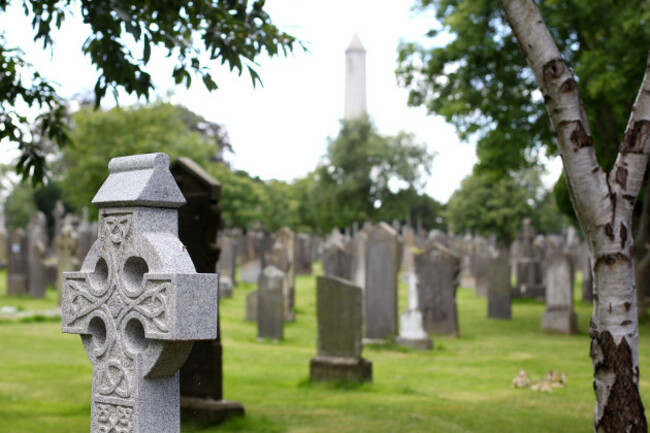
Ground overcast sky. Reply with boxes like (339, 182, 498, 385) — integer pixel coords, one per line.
(0, 1, 561, 203)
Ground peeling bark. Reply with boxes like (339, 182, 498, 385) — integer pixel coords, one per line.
(500, 1, 649, 431)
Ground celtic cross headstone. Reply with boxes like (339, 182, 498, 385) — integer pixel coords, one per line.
(61, 153, 218, 433)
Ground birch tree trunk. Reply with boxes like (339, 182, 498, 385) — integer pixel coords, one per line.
(500, 1, 649, 431)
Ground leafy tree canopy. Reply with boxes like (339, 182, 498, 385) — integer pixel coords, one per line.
(397, 0, 650, 178)
(445, 167, 566, 244)
(311, 116, 435, 232)
(1, 0, 301, 183)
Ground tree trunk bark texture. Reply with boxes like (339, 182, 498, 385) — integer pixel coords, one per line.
(500, 1, 649, 431)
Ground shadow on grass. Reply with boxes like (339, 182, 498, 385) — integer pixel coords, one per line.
(182, 413, 284, 433)
(297, 377, 374, 392)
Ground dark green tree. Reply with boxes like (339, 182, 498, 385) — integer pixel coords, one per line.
(313, 116, 434, 233)
(1, 0, 301, 182)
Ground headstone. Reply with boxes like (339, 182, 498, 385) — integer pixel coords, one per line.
(61, 153, 219, 433)
(295, 233, 312, 275)
(415, 242, 460, 336)
(473, 237, 490, 297)
(514, 218, 544, 299)
(216, 233, 236, 298)
(240, 259, 262, 283)
(55, 218, 79, 306)
(245, 290, 258, 322)
(396, 272, 433, 350)
(170, 157, 244, 424)
(257, 266, 285, 340)
(400, 227, 415, 283)
(349, 230, 368, 290)
(7, 228, 28, 295)
(364, 222, 398, 341)
(542, 253, 578, 334)
(274, 227, 296, 321)
(487, 254, 511, 319)
(310, 276, 372, 382)
(322, 240, 351, 280)
(52, 200, 65, 240)
(27, 212, 48, 298)
(0, 206, 7, 266)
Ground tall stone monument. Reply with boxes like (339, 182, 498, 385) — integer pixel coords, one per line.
(310, 276, 372, 382)
(274, 227, 296, 321)
(396, 272, 433, 350)
(364, 222, 398, 341)
(345, 34, 367, 120)
(27, 212, 48, 298)
(487, 254, 512, 320)
(257, 266, 285, 340)
(61, 153, 219, 433)
(170, 157, 244, 424)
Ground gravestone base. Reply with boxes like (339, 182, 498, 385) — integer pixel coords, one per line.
(488, 293, 511, 319)
(395, 336, 433, 350)
(181, 397, 244, 425)
(310, 356, 372, 383)
(542, 309, 578, 334)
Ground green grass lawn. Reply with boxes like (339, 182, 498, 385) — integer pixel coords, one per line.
(1, 264, 649, 432)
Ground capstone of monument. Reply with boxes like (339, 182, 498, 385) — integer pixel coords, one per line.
(257, 265, 285, 340)
(542, 253, 577, 334)
(61, 153, 219, 433)
(364, 222, 398, 341)
(310, 275, 372, 382)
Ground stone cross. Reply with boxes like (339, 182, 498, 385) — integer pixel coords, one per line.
(61, 153, 218, 433)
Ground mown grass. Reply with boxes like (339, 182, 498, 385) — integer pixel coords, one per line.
(0, 264, 649, 432)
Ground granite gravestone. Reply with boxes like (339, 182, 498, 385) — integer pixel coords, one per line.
(257, 266, 285, 340)
(61, 153, 219, 433)
(415, 242, 460, 336)
(170, 157, 244, 425)
(322, 240, 351, 280)
(514, 218, 544, 299)
(216, 233, 236, 298)
(27, 212, 48, 298)
(7, 228, 28, 295)
(487, 254, 511, 319)
(310, 276, 372, 382)
(364, 223, 398, 341)
(542, 253, 577, 334)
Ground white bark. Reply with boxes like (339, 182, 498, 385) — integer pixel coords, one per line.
(500, 1, 649, 431)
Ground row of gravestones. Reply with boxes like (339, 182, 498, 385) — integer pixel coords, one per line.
(9, 152, 585, 432)
(6, 209, 97, 301)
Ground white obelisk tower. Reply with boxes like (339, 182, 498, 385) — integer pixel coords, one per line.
(345, 34, 367, 120)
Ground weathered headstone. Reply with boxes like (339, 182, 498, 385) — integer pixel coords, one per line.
(513, 218, 545, 299)
(216, 233, 236, 298)
(487, 254, 511, 319)
(310, 275, 372, 382)
(473, 238, 490, 297)
(415, 242, 460, 336)
(61, 153, 219, 433)
(275, 227, 296, 321)
(295, 233, 312, 275)
(542, 253, 577, 334)
(55, 218, 79, 306)
(257, 266, 285, 340)
(170, 157, 244, 425)
(396, 272, 433, 350)
(349, 230, 367, 290)
(245, 290, 258, 321)
(364, 222, 398, 341)
(322, 240, 351, 280)
(27, 212, 48, 298)
(400, 227, 415, 283)
(7, 228, 28, 295)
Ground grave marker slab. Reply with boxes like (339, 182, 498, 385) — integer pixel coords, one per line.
(61, 153, 218, 433)
(7, 228, 28, 295)
(487, 255, 511, 319)
(257, 266, 285, 340)
(310, 275, 372, 382)
(542, 253, 577, 334)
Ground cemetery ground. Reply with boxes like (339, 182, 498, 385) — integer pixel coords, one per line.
(1, 264, 649, 433)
